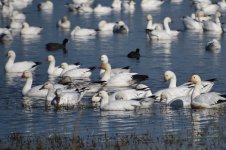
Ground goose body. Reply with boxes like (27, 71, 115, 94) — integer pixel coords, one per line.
(71, 26, 96, 36)
(203, 12, 222, 33)
(47, 55, 63, 76)
(182, 15, 203, 31)
(62, 67, 95, 78)
(98, 20, 115, 32)
(113, 21, 129, 33)
(21, 22, 43, 35)
(37, 0, 53, 10)
(94, 4, 112, 14)
(57, 16, 71, 29)
(5, 50, 41, 73)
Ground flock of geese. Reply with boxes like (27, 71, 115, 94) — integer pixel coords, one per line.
(5, 49, 226, 110)
(2, 0, 226, 110)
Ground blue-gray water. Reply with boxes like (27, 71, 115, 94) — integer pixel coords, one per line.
(1, 0, 226, 146)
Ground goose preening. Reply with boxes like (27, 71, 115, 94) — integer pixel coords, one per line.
(99, 55, 130, 78)
(57, 16, 71, 29)
(37, 0, 53, 11)
(190, 74, 226, 108)
(5, 50, 41, 73)
(127, 48, 140, 59)
(95, 90, 154, 111)
(21, 22, 43, 35)
(205, 39, 221, 52)
(51, 88, 87, 106)
(100, 63, 148, 87)
(45, 38, 69, 51)
(71, 26, 96, 36)
(113, 21, 129, 33)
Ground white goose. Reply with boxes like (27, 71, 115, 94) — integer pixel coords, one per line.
(10, 11, 26, 22)
(205, 39, 221, 52)
(10, 19, 23, 29)
(99, 54, 130, 78)
(181, 13, 203, 31)
(5, 50, 41, 73)
(123, 0, 136, 11)
(111, 0, 122, 10)
(57, 16, 71, 29)
(37, 0, 53, 10)
(47, 55, 63, 76)
(40, 82, 57, 102)
(146, 14, 163, 30)
(94, 4, 112, 14)
(191, 74, 226, 108)
(71, 26, 96, 36)
(154, 70, 215, 101)
(21, 70, 48, 97)
(92, 84, 152, 102)
(113, 21, 129, 33)
(62, 66, 95, 78)
(97, 20, 115, 32)
(148, 17, 179, 40)
(203, 12, 222, 33)
(51, 88, 87, 106)
(21, 22, 43, 35)
(60, 62, 80, 76)
(100, 63, 148, 87)
(96, 90, 153, 111)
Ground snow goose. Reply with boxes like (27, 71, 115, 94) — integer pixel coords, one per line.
(141, 0, 164, 10)
(60, 62, 81, 76)
(163, 17, 180, 36)
(61, 66, 95, 78)
(153, 70, 215, 101)
(46, 38, 69, 51)
(218, 0, 226, 11)
(127, 48, 140, 59)
(97, 20, 115, 32)
(94, 4, 112, 14)
(72, 0, 94, 6)
(96, 90, 153, 110)
(191, 74, 226, 108)
(21, 70, 48, 97)
(51, 88, 87, 106)
(47, 55, 63, 76)
(71, 26, 96, 36)
(92, 84, 152, 102)
(203, 12, 222, 33)
(146, 14, 163, 31)
(37, 0, 53, 11)
(10, 19, 23, 29)
(100, 63, 148, 87)
(10, 11, 26, 22)
(99, 54, 130, 78)
(112, 0, 122, 10)
(113, 21, 129, 33)
(5, 50, 41, 73)
(21, 22, 43, 35)
(196, 2, 219, 16)
(205, 39, 221, 52)
(123, 0, 136, 12)
(1, 2, 14, 17)
(40, 82, 57, 102)
(68, 3, 93, 13)
(57, 16, 71, 29)
(181, 13, 203, 31)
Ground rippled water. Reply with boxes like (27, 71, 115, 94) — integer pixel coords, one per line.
(1, 0, 226, 147)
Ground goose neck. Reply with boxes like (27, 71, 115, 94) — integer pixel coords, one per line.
(22, 77, 33, 95)
(164, 19, 171, 33)
(48, 61, 56, 74)
(169, 76, 177, 88)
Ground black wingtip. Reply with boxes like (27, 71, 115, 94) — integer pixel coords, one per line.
(122, 66, 130, 69)
(74, 62, 80, 66)
(95, 29, 100, 32)
(132, 74, 149, 82)
(89, 66, 96, 71)
(35, 62, 42, 65)
(205, 78, 217, 82)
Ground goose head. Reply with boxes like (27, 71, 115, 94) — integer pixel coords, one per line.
(164, 17, 172, 24)
(97, 90, 108, 99)
(215, 11, 221, 18)
(146, 14, 153, 21)
(61, 16, 68, 23)
(100, 54, 109, 63)
(191, 74, 202, 84)
(22, 22, 29, 28)
(47, 55, 55, 62)
(40, 82, 54, 90)
(60, 62, 69, 69)
(74, 26, 81, 31)
(7, 50, 15, 58)
(21, 70, 32, 78)
(164, 70, 175, 81)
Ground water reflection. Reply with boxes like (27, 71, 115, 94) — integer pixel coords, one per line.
(5, 73, 23, 86)
(21, 34, 41, 44)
